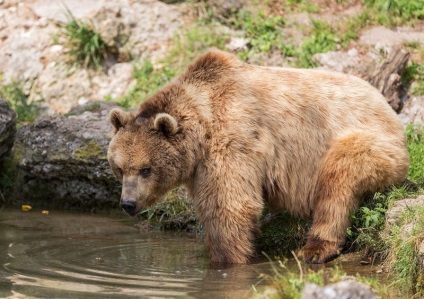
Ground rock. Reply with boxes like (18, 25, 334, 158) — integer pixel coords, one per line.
(1, 0, 183, 114)
(225, 37, 250, 52)
(360, 26, 424, 50)
(91, 0, 184, 61)
(385, 195, 424, 226)
(208, 0, 245, 19)
(36, 63, 91, 113)
(314, 48, 362, 73)
(30, 0, 106, 23)
(398, 96, 424, 126)
(0, 99, 17, 162)
(37, 62, 134, 114)
(13, 101, 121, 210)
(302, 279, 380, 299)
(91, 63, 135, 101)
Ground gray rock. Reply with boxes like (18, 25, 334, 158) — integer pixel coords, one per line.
(302, 279, 380, 299)
(360, 26, 424, 49)
(30, 0, 106, 23)
(91, 0, 184, 61)
(398, 95, 424, 126)
(14, 101, 121, 210)
(208, 0, 245, 19)
(0, 99, 17, 162)
(385, 196, 424, 226)
(225, 37, 250, 52)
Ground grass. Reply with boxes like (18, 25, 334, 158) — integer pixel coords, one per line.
(298, 20, 339, 68)
(113, 23, 228, 107)
(255, 254, 389, 299)
(0, 82, 40, 125)
(232, 9, 285, 59)
(403, 63, 424, 96)
(139, 188, 196, 230)
(363, 0, 424, 26)
(385, 205, 424, 296)
(406, 125, 424, 183)
(60, 16, 118, 69)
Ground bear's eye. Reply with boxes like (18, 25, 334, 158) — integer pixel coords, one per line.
(140, 167, 151, 178)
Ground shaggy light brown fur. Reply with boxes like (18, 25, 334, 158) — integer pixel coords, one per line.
(107, 50, 409, 264)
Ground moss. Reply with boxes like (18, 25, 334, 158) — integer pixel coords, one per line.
(74, 140, 104, 160)
(258, 211, 309, 257)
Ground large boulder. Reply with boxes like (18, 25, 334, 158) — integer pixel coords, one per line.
(13, 101, 121, 210)
(0, 99, 17, 162)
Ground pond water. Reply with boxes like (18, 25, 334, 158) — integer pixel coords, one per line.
(0, 209, 384, 298)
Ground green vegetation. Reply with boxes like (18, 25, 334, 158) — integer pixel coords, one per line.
(256, 255, 388, 299)
(363, 0, 424, 26)
(385, 206, 424, 296)
(233, 10, 285, 59)
(403, 63, 424, 96)
(258, 211, 308, 257)
(298, 20, 339, 68)
(406, 125, 424, 182)
(0, 82, 40, 124)
(139, 188, 196, 230)
(60, 17, 117, 69)
(116, 60, 176, 108)
(115, 24, 228, 107)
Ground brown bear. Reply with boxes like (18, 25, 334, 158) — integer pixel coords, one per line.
(107, 50, 409, 264)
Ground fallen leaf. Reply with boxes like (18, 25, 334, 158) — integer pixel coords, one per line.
(21, 205, 32, 212)
(41, 210, 49, 215)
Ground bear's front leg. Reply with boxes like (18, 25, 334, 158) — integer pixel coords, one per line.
(194, 172, 264, 264)
(203, 209, 261, 264)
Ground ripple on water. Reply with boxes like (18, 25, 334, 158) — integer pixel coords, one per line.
(0, 210, 268, 298)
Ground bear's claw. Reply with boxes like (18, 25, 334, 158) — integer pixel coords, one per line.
(297, 238, 341, 264)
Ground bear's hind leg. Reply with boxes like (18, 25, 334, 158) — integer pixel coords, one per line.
(298, 133, 408, 263)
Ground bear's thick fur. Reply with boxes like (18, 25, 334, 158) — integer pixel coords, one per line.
(107, 50, 409, 264)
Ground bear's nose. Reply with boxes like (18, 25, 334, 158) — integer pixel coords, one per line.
(121, 199, 137, 216)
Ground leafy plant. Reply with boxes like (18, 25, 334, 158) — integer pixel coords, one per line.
(234, 10, 285, 56)
(61, 16, 117, 69)
(0, 82, 40, 124)
(299, 20, 339, 68)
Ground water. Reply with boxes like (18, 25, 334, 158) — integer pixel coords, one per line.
(0, 209, 275, 298)
(0, 209, 386, 298)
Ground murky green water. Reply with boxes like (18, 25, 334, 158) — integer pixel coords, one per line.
(0, 209, 275, 298)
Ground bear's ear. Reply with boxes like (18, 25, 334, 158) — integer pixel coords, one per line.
(153, 113, 178, 137)
(109, 108, 131, 133)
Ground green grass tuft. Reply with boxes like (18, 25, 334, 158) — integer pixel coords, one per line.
(61, 16, 118, 69)
(363, 0, 424, 25)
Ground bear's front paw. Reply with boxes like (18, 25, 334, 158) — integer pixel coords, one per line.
(297, 237, 341, 264)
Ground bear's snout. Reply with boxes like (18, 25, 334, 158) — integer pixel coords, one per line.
(121, 199, 137, 216)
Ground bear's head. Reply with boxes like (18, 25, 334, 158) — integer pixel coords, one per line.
(107, 107, 184, 216)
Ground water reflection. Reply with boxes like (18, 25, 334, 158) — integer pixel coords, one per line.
(0, 210, 270, 298)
